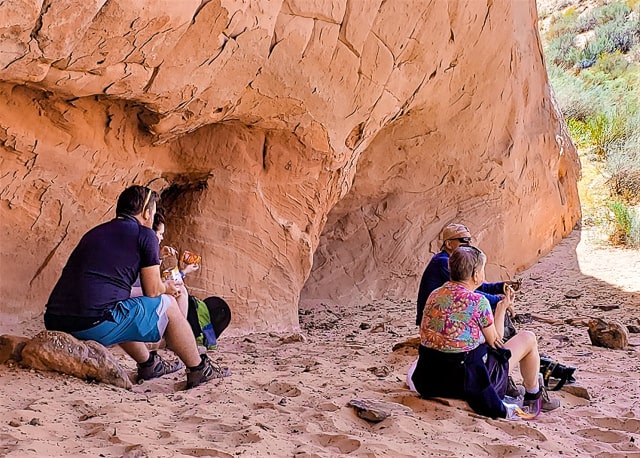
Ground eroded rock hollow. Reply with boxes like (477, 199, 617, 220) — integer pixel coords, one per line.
(0, 0, 580, 334)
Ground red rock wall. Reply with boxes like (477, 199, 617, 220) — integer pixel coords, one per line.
(0, 90, 342, 333)
(0, 0, 580, 333)
(301, 0, 581, 305)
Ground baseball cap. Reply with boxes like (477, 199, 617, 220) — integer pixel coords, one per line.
(442, 223, 472, 241)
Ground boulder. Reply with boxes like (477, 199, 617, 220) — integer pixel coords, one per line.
(19, 331, 133, 389)
(587, 318, 629, 350)
(0, 334, 30, 364)
(392, 337, 421, 353)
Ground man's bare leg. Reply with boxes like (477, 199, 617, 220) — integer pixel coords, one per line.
(175, 284, 189, 317)
(161, 299, 201, 367)
(120, 299, 200, 367)
(119, 341, 152, 364)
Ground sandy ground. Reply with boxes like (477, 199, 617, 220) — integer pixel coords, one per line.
(0, 227, 639, 457)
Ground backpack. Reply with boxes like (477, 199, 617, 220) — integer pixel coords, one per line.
(186, 295, 232, 350)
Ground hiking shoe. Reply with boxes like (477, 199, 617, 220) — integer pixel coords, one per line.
(539, 386, 561, 411)
(538, 373, 560, 412)
(137, 351, 184, 382)
(506, 376, 525, 398)
(186, 354, 230, 389)
(523, 374, 560, 414)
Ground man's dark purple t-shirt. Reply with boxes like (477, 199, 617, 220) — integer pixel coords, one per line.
(45, 215, 160, 325)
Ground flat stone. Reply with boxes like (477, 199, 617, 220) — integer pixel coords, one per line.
(592, 305, 619, 311)
(279, 333, 306, 344)
(367, 366, 391, 377)
(627, 325, 640, 334)
(20, 331, 132, 389)
(348, 398, 412, 423)
(564, 289, 583, 299)
(562, 384, 590, 400)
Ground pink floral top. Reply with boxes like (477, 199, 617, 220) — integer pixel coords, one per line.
(420, 282, 494, 353)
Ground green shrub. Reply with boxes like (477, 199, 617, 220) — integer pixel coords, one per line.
(594, 2, 631, 23)
(585, 111, 629, 158)
(607, 200, 640, 246)
(547, 65, 609, 120)
(574, 11, 599, 33)
(566, 119, 591, 148)
(580, 64, 639, 99)
(591, 51, 630, 78)
(608, 200, 631, 233)
(601, 19, 638, 53)
(546, 34, 581, 68)
(605, 119, 640, 202)
(580, 20, 638, 64)
(546, 8, 581, 39)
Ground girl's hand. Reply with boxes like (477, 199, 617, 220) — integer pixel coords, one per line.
(164, 280, 179, 296)
(504, 278, 523, 292)
(164, 279, 184, 296)
(161, 246, 178, 258)
(182, 263, 200, 275)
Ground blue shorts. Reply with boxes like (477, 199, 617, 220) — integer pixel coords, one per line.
(72, 296, 170, 347)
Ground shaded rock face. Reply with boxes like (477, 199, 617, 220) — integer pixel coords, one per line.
(0, 1, 580, 333)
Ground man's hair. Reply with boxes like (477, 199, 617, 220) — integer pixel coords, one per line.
(116, 185, 159, 217)
(153, 212, 165, 232)
(450, 246, 486, 281)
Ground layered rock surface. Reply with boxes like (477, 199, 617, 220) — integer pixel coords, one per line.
(0, 0, 580, 333)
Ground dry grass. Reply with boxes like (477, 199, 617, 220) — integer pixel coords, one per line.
(578, 150, 611, 227)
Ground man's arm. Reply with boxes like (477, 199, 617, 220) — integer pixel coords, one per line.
(477, 281, 504, 296)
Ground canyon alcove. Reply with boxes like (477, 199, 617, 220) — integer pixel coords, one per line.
(0, 0, 580, 334)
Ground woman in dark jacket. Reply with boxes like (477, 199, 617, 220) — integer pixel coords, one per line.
(411, 246, 559, 418)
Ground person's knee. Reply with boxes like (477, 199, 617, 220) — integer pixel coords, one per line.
(520, 330, 537, 349)
(164, 295, 182, 319)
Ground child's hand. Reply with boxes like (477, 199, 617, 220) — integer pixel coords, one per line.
(164, 280, 181, 296)
(504, 278, 522, 292)
(182, 263, 200, 275)
(161, 246, 178, 258)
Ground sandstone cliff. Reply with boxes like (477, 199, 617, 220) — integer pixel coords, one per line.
(0, 0, 580, 333)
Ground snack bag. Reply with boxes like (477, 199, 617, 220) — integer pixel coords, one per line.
(181, 250, 201, 266)
(162, 266, 183, 284)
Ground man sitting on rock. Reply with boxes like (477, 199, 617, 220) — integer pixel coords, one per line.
(44, 185, 223, 389)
